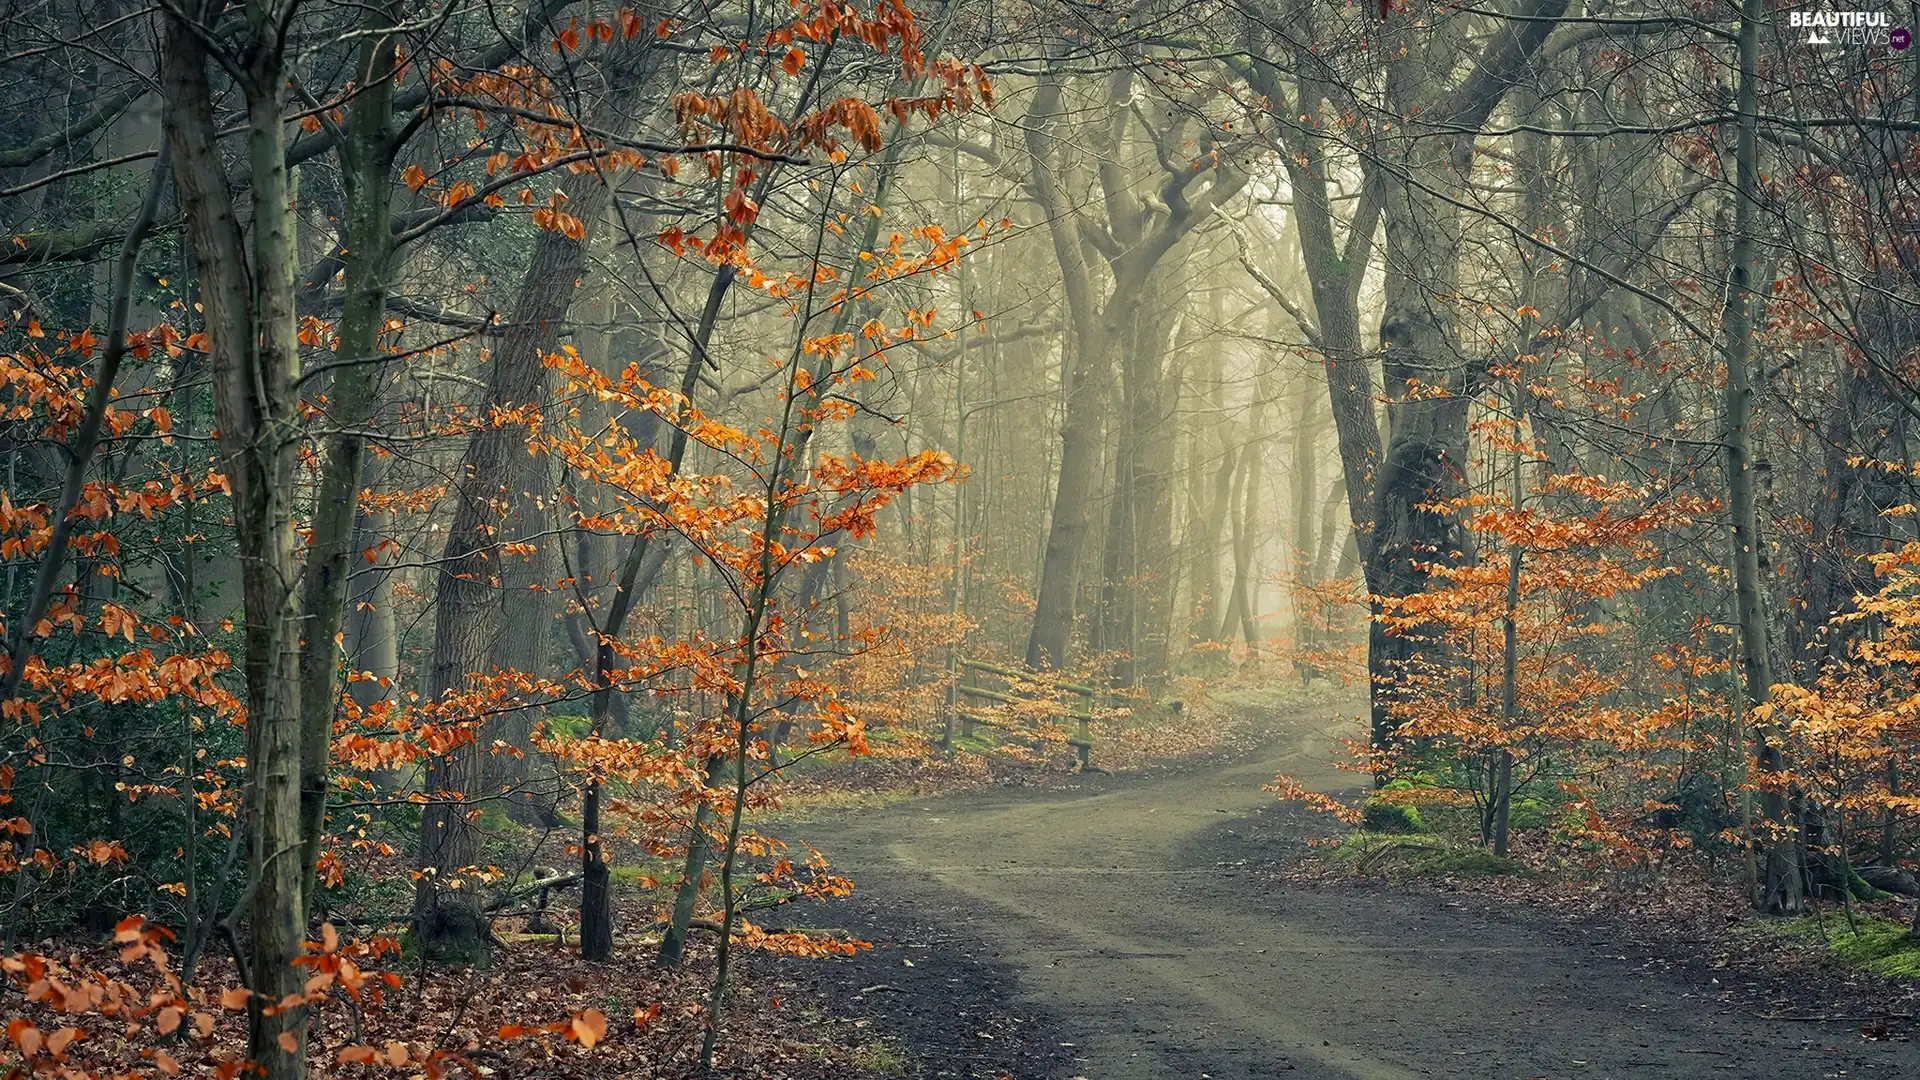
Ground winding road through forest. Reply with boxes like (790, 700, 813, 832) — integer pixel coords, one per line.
(789, 698, 1920, 1079)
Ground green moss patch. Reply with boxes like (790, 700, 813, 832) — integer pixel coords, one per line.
(1778, 916, 1920, 980)
(610, 860, 671, 886)
(1360, 801, 1428, 835)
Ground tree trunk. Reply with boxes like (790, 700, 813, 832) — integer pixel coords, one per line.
(1101, 284, 1180, 687)
(1788, 361, 1870, 675)
(482, 442, 557, 808)
(1724, 0, 1801, 915)
(346, 459, 400, 715)
(414, 155, 618, 955)
(162, 1, 309, 1071)
(295, 0, 399, 908)
(1491, 445, 1524, 857)
(1024, 352, 1109, 669)
(656, 755, 721, 968)
(1022, 77, 1110, 670)
(1240, 46, 1387, 734)
(1193, 444, 1238, 641)
(1372, 83, 1474, 753)
(1218, 434, 1262, 646)
(1291, 372, 1323, 678)
(1245, 1, 1566, 770)
(1235, 429, 1264, 648)
(1021, 70, 1244, 672)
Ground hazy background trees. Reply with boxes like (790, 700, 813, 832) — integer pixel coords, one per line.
(4, 0, 1920, 1068)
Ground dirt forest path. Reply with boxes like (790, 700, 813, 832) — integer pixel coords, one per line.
(790, 696, 1920, 1079)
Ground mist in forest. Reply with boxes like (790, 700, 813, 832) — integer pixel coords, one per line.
(3, 1, 1920, 1076)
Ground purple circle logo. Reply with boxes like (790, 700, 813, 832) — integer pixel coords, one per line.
(1894, 27, 1913, 50)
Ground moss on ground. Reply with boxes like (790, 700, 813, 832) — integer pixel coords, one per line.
(1329, 830, 1443, 863)
(1360, 801, 1428, 835)
(1776, 916, 1920, 980)
(610, 859, 672, 885)
(951, 731, 999, 755)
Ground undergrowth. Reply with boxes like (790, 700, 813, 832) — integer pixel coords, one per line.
(1327, 831, 1521, 877)
(1774, 916, 1920, 980)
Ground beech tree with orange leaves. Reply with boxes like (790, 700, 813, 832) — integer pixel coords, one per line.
(0, 0, 991, 1073)
(1368, 422, 1709, 857)
(13, 0, 1920, 1075)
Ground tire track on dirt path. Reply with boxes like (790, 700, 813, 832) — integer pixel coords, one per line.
(790, 697, 1920, 1079)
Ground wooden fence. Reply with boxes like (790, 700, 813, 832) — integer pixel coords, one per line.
(949, 657, 1097, 769)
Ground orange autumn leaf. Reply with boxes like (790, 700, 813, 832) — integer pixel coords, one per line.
(9, 1019, 41, 1056)
(569, 1008, 607, 1049)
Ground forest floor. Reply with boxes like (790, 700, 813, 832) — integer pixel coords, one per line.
(772, 692, 1920, 1079)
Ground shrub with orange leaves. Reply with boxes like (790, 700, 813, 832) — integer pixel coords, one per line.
(1770, 536, 1920, 883)
(1287, 463, 1720, 860)
(0, 318, 250, 939)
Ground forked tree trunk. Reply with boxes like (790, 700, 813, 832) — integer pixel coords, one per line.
(1022, 76, 1110, 671)
(162, 1, 309, 1071)
(1218, 434, 1262, 646)
(1023, 70, 1243, 672)
(1245, 3, 1565, 770)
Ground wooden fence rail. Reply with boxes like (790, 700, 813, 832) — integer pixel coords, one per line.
(948, 657, 1096, 770)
